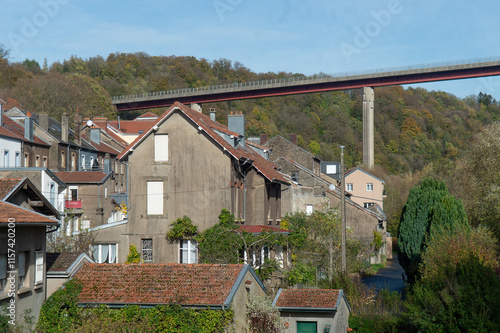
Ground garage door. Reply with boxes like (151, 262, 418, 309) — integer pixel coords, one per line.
(297, 321, 317, 333)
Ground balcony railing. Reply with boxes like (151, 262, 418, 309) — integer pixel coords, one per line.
(65, 200, 82, 209)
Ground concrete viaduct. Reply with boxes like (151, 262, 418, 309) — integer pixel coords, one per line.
(112, 57, 500, 169)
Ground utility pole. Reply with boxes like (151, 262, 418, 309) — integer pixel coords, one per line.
(340, 146, 347, 273)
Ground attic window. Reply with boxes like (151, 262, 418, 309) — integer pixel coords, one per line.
(291, 171, 299, 183)
(138, 130, 144, 134)
(154, 134, 169, 162)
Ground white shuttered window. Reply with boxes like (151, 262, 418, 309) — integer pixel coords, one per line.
(154, 134, 169, 162)
(35, 251, 44, 285)
(147, 181, 164, 215)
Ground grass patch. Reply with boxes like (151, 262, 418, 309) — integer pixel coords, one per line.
(363, 263, 386, 277)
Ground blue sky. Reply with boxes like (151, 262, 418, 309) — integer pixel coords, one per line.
(2, 0, 500, 99)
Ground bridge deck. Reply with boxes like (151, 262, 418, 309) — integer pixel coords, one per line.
(112, 58, 500, 111)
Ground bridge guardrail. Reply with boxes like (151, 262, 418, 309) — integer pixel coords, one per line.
(112, 56, 500, 102)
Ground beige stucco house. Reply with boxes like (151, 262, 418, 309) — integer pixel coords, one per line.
(345, 167, 386, 210)
(94, 102, 289, 264)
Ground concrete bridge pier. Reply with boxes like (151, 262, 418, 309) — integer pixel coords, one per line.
(362, 86, 374, 170)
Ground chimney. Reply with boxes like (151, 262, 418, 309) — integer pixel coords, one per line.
(228, 111, 245, 147)
(90, 128, 101, 145)
(39, 113, 49, 132)
(118, 116, 121, 130)
(24, 112, 34, 141)
(61, 112, 69, 142)
(260, 134, 268, 145)
(289, 133, 298, 145)
(210, 108, 216, 122)
(0, 102, 3, 127)
(103, 153, 111, 174)
(74, 110, 82, 146)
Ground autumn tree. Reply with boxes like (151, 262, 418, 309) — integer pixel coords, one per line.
(456, 122, 500, 241)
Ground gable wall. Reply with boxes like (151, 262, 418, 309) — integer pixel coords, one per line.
(126, 111, 234, 263)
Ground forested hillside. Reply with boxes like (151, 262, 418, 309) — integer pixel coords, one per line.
(2, 50, 499, 174)
(2, 49, 500, 234)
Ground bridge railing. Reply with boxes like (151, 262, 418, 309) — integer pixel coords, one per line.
(112, 56, 500, 102)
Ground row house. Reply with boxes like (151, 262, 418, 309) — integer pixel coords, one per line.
(259, 134, 388, 255)
(1, 99, 128, 243)
(93, 102, 289, 264)
(0, 103, 51, 169)
(0, 178, 60, 324)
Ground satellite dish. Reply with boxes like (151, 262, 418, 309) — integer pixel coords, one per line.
(86, 120, 93, 127)
(329, 184, 336, 191)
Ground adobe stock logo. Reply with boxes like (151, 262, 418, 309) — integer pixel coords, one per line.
(7, 0, 70, 55)
(213, 0, 243, 21)
(340, 0, 407, 63)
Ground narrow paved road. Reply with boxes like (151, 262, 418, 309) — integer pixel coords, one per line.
(362, 256, 406, 296)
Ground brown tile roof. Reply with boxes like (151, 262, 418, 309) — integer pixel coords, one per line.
(0, 178, 23, 200)
(0, 200, 58, 224)
(118, 102, 289, 184)
(273, 289, 344, 310)
(53, 171, 111, 184)
(239, 225, 289, 234)
(74, 263, 249, 306)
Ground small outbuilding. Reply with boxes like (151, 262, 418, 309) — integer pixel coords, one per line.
(272, 288, 351, 333)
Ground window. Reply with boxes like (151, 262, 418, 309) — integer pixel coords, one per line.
(24, 153, 29, 167)
(35, 251, 43, 285)
(3, 150, 9, 167)
(43, 156, 47, 167)
(291, 171, 299, 183)
(364, 202, 375, 208)
(0, 254, 7, 292)
(180, 240, 197, 264)
(306, 204, 313, 216)
(15, 152, 20, 167)
(71, 152, 76, 171)
(92, 244, 117, 263)
(326, 164, 337, 174)
(105, 186, 108, 199)
(71, 188, 78, 201)
(61, 151, 66, 168)
(142, 239, 153, 263)
(147, 181, 164, 215)
(50, 183, 56, 206)
(35, 155, 40, 167)
(18, 251, 28, 289)
(366, 183, 373, 191)
(346, 183, 353, 191)
(154, 134, 169, 162)
(81, 155, 86, 170)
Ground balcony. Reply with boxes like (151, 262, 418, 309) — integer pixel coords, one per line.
(65, 200, 83, 214)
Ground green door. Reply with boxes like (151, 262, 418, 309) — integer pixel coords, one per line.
(297, 321, 317, 333)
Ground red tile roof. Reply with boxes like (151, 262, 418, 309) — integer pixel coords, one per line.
(273, 289, 343, 309)
(74, 263, 248, 306)
(0, 200, 58, 224)
(53, 171, 111, 184)
(239, 225, 289, 234)
(118, 102, 289, 184)
(0, 114, 50, 146)
(0, 178, 23, 200)
(136, 111, 158, 119)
